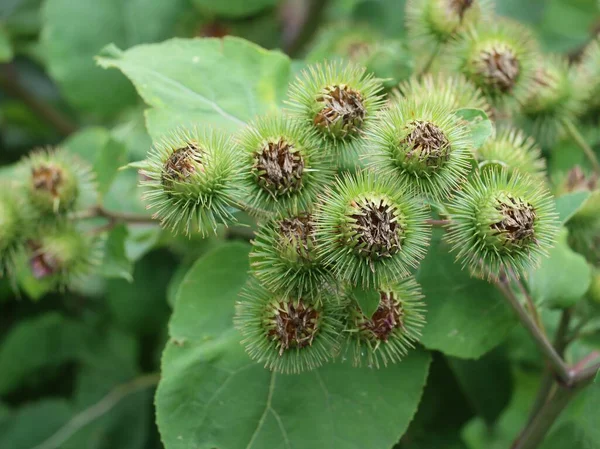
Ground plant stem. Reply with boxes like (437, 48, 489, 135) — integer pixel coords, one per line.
(511, 385, 578, 449)
(0, 63, 78, 137)
(527, 309, 572, 423)
(563, 118, 600, 175)
(30, 373, 160, 449)
(418, 41, 442, 76)
(497, 276, 571, 384)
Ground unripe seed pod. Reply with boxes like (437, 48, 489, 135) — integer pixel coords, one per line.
(287, 61, 385, 166)
(237, 114, 334, 216)
(23, 148, 96, 216)
(140, 128, 243, 236)
(367, 99, 472, 198)
(235, 280, 344, 373)
(250, 209, 335, 297)
(26, 224, 101, 288)
(476, 127, 546, 180)
(406, 0, 493, 50)
(314, 171, 431, 287)
(343, 277, 425, 368)
(395, 73, 491, 115)
(447, 20, 537, 106)
(519, 55, 584, 146)
(447, 169, 558, 279)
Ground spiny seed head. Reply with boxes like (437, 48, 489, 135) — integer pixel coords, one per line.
(395, 73, 491, 116)
(576, 37, 600, 113)
(286, 61, 384, 166)
(314, 171, 431, 287)
(519, 56, 584, 146)
(446, 169, 558, 279)
(250, 210, 335, 297)
(406, 0, 493, 52)
(25, 224, 101, 288)
(238, 114, 333, 216)
(140, 127, 243, 236)
(367, 99, 471, 198)
(235, 280, 344, 373)
(344, 277, 425, 368)
(22, 148, 96, 216)
(447, 21, 536, 105)
(476, 127, 546, 180)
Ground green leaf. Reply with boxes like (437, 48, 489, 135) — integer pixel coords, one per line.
(417, 230, 517, 359)
(454, 108, 494, 151)
(41, 0, 191, 116)
(191, 0, 279, 18)
(528, 228, 592, 309)
(0, 313, 87, 395)
(156, 243, 432, 449)
(351, 285, 381, 318)
(101, 224, 133, 282)
(106, 251, 174, 336)
(63, 127, 127, 197)
(97, 36, 291, 140)
(555, 191, 592, 225)
(446, 348, 513, 425)
(0, 27, 13, 62)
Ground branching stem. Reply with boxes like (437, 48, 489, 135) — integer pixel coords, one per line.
(563, 119, 600, 175)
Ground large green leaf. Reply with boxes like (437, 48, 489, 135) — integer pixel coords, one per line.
(156, 243, 432, 449)
(454, 108, 494, 151)
(555, 191, 592, 225)
(528, 229, 592, 309)
(41, 0, 190, 116)
(417, 231, 517, 359)
(97, 36, 291, 140)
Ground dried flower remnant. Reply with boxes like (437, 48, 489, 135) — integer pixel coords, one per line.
(402, 120, 451, 170)
(268, 300, 320, 355)
(254, 138, 304, 196)
(161, 143, 203, 189)
(314, 84, 366, 139)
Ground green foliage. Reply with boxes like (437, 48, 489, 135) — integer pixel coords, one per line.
(2, 1, 600, 448)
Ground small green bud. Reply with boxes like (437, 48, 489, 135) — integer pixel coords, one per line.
(519, 56, 583, 146)
(314, 171, 431, 287)
(448, 20, 537, 105)
(343, 277, 425, 368)
(287, 61, 385, 166)
(235, 280, 344, 373)
(476, 127, 546, 180)
(26, 224, 100, 288)
(23, 148, 95, 216)
(140, 128, 243, 236)
(237, 114, 334, 215)
(447, 169, 558, 279)
(250, 210, 334, 297)
(367, 99, 472, 198)
(406, 0, 493, 50)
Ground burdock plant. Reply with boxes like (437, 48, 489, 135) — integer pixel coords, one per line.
(344, 276, 425, 368)
(446, 169, 558, 279)
(235, 279, 344, 373)
(287, 61, 385, 166)
(140, 128, 243, 236)
(237, 114, 333, 215)
(313, 171, 430, 287)
(367, 98, 472, 198)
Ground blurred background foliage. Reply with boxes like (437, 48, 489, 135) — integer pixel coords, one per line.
(0, 0, 599, 448)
